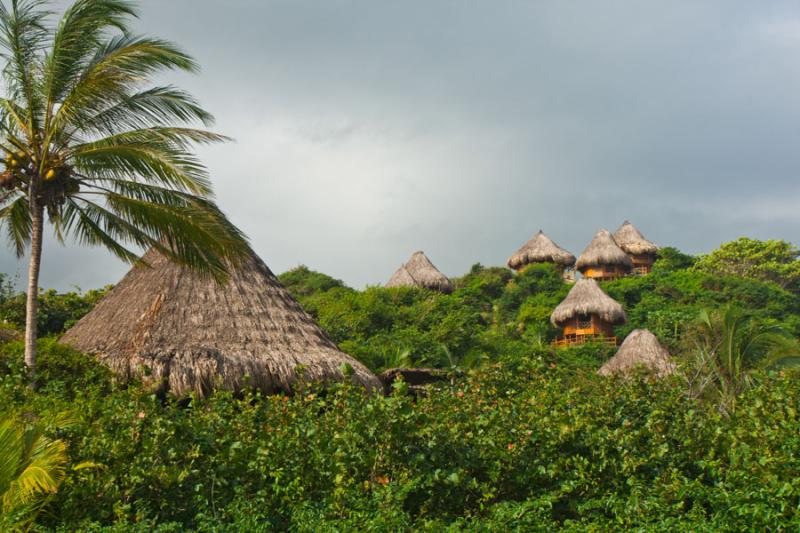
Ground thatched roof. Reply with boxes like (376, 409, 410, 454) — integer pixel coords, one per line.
(575, 229, 633, 271)
(550, 278, 627, 326)
(385, 251, 453, 293)
(61, 248, 381, 397)
(507, 230, 576, 270)
(598, 329, 676, 377)
(613, 221, 659, 256)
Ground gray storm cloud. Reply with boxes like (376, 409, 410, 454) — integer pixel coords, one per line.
(3, 0, 800, 290)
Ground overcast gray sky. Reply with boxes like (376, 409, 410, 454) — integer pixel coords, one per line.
(3, 1, 800, 291)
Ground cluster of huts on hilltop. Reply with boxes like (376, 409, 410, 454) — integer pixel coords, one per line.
(60, 220, 673, 399)
(384, 220, 676, 377)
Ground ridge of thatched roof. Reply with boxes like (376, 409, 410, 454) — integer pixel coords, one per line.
(598, 329, 676, 377)
(575, 229, 633, 270)
(550, 278, 627, 326)
(385, 251, 453, 293)
(613, 221, 659, 256)
(61, 248, 381, 397)
(507, 230, 576, 270)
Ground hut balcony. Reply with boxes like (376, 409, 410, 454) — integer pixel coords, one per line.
(630, 254, 655, 276)
(553, 315, 618, 347)
(552, 334, 618, 347)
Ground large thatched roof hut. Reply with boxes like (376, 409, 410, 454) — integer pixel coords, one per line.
(62, 248, 382, 397)
(507, 230, 576, 275)
(385, 251, 453, 293)
(598, 329, 676, 377)
(613, 221, 659, 275)
(551, 278, 626, 346)
(575, 229, 632, 281)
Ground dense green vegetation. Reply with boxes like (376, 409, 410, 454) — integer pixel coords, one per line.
(0, 239, 799, 530)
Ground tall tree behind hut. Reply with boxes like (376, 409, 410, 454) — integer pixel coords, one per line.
(0, 0, 248, 377)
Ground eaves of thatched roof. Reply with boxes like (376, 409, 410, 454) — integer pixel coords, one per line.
(507, 230, 576, 270)
(62, 248, 381, 397)
(576, 229, 633, 270)
(598, 329, 676, 377)
(550, 278, 627, 326)
(613, 221, 659, 256)
(385, 251, 453, 293)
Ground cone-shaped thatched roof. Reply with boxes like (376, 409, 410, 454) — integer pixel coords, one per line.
(550, 278, 627, 326)
(61, 248, 382, 397)
(598, 329, 676, 377)
(507, 230, 576, 270)
(385, 251, 453, 293)
(575, 229, 633, 271)
(613, 221, 659, 256)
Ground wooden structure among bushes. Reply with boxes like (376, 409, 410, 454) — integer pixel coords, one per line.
(507, 230, 576, 281)
(61, 247, 382, 397)
(576, 229, 632, 281)
(550, 278, 627, 347)
(613, 221, 659, 275)
(386, 251, 453, 293)
(598, 329, 676, 377)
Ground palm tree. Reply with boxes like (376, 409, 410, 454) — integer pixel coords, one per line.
(0, 415, 67, 530)
(684, 306, 800, 414)
(0, 0, 249, 375)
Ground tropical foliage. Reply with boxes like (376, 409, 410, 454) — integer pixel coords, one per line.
(0, 239, 799, 529)
(0, 0, 248, 371)
(0, 414, 68, 531)
(0, 341, 797, 531)
(693, 237, 800, 292)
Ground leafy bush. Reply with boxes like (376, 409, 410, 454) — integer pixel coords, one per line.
(0, 342, 797, 530)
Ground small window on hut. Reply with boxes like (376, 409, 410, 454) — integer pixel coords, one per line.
(576, 314, 592, 330)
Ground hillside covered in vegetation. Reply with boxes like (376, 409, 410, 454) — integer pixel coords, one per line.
(1, 238, 799, 530)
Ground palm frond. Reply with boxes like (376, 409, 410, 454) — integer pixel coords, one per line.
(0, 195, 31, 257)
(0, 0, 49, 137)
(44, 0, 137, 107)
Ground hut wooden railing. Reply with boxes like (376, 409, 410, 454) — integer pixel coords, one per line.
(552, 335, 618, 348)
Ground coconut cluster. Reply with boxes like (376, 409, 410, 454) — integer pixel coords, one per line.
(1, 151, 79, 207)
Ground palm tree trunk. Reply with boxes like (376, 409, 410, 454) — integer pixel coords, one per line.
(24, 195, 44, 375)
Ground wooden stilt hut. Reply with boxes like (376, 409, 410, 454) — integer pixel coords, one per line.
(613, 221, 659, 275)
(507, 230, 576, 281)
(598, 329, 676, 377)
(550, 278, 627, 347)
(576, 229, 632, 281)
(385, 251, 453, 293)
(61, 247, 382, 397)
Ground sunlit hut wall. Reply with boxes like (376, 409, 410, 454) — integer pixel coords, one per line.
(385, 251, 453, 294)
(613, 221, 660, 275)
(506, 230, 577, 281)
(575, 229, 632, 281)
(550, 278, 627, 346)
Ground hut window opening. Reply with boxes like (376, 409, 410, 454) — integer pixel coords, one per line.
(576, 314, 592, 330)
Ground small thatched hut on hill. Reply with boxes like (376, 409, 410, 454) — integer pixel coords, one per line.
(507, 230, 576, 280)
(386, 251, 453, 293)
(598, 329, 676, 377)
(576, 229, 632, 281)
(550, 278, 626, 346)
(613, 221, 659, 275)
(61, 248, 382, 397)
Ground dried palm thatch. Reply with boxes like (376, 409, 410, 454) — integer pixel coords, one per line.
(550, 278, 627, 326)
(61, 248, 381, 397)
(385, 251, 453, 293)
(575, 229, 633, 271)
(613, 221, 659, 256)
(598, 329, 676, 377)
(507, 230, 576, 270)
